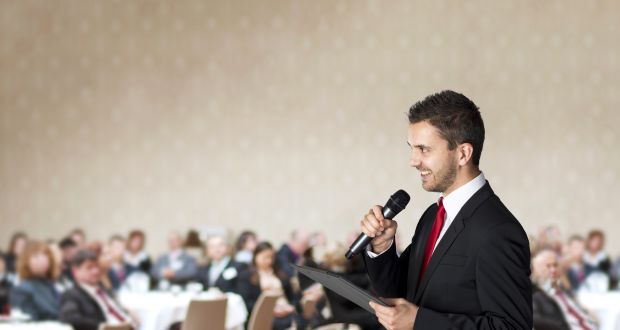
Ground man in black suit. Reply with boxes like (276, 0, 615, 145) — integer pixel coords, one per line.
(531, 249, 597, 330)
(59, 249, 134, 330)
(197, 235, 245, 293)
(361, 91, 532, 329)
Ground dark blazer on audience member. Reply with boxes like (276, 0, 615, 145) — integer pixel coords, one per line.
(197, 258, 245, 293)
(364, 182, 533, 329)
(276, 244, 299, 279)
(10, 279, 60, 320)
(532, 284, 570, 330)
(58, 286, 107, 330)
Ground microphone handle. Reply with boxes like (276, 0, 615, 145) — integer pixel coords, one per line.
(345, 206, 397, 259)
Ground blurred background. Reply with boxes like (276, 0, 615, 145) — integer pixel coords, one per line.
(1, 0, 618, 254)
(2, 1, 620, 330)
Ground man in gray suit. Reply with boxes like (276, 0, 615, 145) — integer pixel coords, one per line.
(151, 231, 198, 285)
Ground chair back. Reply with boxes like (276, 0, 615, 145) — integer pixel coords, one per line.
(182, 297, 228, 330)
(247, 293, 280, 330)
(98, 324, 133, 330)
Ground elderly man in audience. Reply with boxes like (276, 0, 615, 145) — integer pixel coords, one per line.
(151, 231, 198, 285)
(197, 235, 245, 293)
(532, 249, 598, 330)
(59, 249, 136, 330)
(10, 240, 61, 321)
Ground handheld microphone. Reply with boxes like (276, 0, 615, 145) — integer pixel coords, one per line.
(345, 189, 410, 259)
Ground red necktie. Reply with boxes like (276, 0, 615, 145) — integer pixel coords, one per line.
(95, 288, 126, 322)
(419, 197, 446, 284)
(556, 289, 592, 330)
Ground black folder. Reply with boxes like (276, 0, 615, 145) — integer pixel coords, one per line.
(292, 264, 389, 313)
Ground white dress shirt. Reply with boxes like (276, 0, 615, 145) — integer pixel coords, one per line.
(368, 172, 486, 257)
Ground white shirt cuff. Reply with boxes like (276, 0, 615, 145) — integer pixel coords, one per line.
(366, 239, 394, 258)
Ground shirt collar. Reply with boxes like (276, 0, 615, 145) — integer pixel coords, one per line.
(441, 172, 486, 220)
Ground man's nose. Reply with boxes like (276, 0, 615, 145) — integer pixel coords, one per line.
(410, 151, 421, 167)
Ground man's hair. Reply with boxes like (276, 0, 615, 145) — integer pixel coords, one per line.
(59, 237, 77, 249)
(408, 90, 485, 166)
(71, 249, 98, 268)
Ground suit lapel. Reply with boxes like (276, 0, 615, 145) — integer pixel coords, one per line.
(406, 206, 436, 302)
(413, 182, 494, 303)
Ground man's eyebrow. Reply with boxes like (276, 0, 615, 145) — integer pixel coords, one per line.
(412, 144, 431, 149)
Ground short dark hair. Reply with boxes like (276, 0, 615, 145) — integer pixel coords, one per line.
(71, 249, 98, 268)
(408, 90, 485, 166)
(59, 237, 77, 249)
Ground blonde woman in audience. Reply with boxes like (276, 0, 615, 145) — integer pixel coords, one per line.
(10, 240, 61, 320)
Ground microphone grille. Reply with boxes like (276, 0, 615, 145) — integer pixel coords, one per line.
(390, 189, 411, 210)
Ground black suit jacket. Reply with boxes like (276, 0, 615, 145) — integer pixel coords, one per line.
(364, 182, 533, 329)
(532, 284, 570, 330)
(197, 259, 245, 293)
(58, 286, 107, 330)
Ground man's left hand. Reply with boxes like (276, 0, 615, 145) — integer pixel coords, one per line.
(369, 298, 418, 330)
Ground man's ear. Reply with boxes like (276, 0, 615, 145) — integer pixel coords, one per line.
(457, 143, 474, 166)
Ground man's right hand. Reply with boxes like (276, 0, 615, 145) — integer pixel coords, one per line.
(360, 205, 398, 254)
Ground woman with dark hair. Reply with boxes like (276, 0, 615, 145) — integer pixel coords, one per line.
(583, 229, 611, 276)
(124, 230, 151, 275)
(10, 241, 60, 320)
(237, 241, 305, 330)
(234, 230, 257, 265)
(5, 232, 27, 274)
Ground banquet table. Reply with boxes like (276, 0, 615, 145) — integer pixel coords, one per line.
(578, 291, 620, 330)
(0, 321, 72, 330)
(119, 290, 248, 330)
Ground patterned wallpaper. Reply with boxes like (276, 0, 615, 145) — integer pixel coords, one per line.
(1, 0, 619, 255)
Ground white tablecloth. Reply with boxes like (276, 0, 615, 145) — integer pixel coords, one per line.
(578, 291, 620, 330)
(119, 291, 247, 330)
(0, 322, 72, 330)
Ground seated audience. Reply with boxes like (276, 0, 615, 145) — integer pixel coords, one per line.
(59, 249, 134, 330)
(123, 230, 151, 275)
(197, 235, 245, 293)
(58, 237, 79, 289)
(234, 230, 257, 265)
(151, 231, 198, 285)
(532, 249, 597, 330)
(100, 235, 128, 292)
(237, 241, 304, 330)
(10, 241, 60, 320)
(4, 232, 27, 274)
(583, 230, 611, 276)
(276, 230, 311, 280)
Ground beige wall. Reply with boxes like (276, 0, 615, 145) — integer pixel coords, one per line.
(1, 1, 619, 256)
